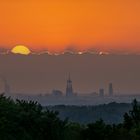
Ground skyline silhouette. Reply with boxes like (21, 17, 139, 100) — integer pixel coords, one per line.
(0, 53, 140, 95)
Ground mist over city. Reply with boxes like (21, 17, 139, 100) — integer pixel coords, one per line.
(0, 53, 140, 106)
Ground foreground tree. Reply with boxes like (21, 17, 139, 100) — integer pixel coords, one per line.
(1, 95, 140, 140)
(0, 95, 67, 140)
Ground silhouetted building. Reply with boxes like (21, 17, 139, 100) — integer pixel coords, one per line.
(66, 74, 74, 97)
(99, 88, 104, 97)
(109, 83, 113, 96)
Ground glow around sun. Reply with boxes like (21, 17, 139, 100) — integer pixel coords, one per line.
(11, 45, 31, 55)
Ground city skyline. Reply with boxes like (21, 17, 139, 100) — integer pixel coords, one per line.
(0, 72, 114, 96)
(0, 53, 140, 95)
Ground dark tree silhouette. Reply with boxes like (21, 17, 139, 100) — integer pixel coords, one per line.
(0, 95, 140, 140)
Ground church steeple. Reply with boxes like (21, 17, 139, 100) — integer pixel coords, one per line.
(66, 73, 73, 97)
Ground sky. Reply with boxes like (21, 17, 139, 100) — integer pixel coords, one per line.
(0, 0, 140, 52)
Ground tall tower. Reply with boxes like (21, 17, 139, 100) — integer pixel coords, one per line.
(66, 74, 73, 97)
(109, 83, 113, 96)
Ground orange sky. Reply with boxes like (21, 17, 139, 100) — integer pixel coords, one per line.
(0, 0, 140, 52)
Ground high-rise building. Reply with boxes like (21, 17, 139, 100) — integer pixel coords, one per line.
(66, 74, 73, 97)
(99, 88, 104, 97)
(109, 83, 113, 96)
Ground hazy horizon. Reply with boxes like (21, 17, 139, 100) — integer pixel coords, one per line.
(0, 53, 140, 95)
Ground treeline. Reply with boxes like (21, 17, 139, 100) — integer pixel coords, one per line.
(48, 102, 131, 124)
(0, 95, 140, 140)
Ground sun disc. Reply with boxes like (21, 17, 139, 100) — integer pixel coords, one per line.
(11, 45, 31, 55)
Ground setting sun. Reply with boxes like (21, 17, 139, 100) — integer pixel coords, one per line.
(11, 45, 31, 55)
